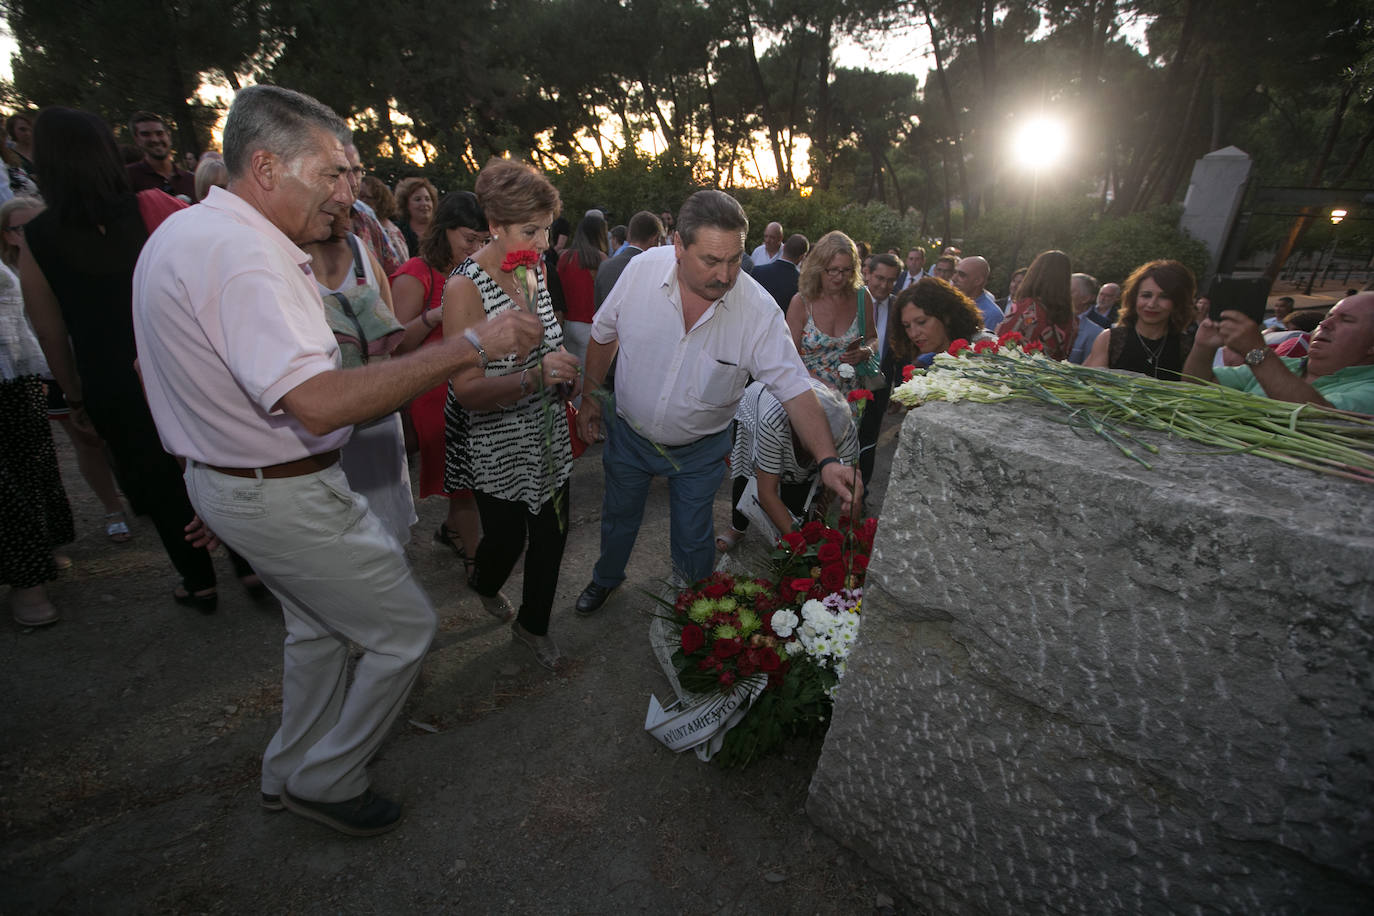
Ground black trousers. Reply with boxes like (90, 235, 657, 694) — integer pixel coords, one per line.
(857, 383, 891, 485)
(471, 483, 570, 636)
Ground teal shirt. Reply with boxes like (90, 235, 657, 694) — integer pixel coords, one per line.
(1213, 357, 1374, 414)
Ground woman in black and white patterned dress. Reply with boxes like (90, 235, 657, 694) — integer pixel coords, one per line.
(442, 159, 579, 671)
(1, 257, 73, 627)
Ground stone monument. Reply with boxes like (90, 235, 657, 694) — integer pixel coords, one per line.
(807, 401, 1373, 913)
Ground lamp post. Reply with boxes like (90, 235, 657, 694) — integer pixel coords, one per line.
(1305, 208, 1347, 295)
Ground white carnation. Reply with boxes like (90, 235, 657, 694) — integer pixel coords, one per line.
(770, 609, 799, 638)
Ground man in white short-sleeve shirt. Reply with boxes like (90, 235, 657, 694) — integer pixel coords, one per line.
(572, 190, 864, 614)
(132, 85, 541, 838)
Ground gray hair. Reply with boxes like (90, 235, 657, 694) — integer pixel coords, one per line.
(810, 380, 855, 448)
(1071, 272, 1099, 299)
(221, 85, 351, 179)
(676, 189, 748, 247)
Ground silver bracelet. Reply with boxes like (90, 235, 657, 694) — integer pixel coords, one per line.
(462, 327, 488, 368)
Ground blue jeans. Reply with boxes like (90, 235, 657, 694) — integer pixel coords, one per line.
(592, 411, 732, 589)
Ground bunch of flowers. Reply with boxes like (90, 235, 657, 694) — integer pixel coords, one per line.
(891, 331, 1374, 482)
(657, 517, 877, 766)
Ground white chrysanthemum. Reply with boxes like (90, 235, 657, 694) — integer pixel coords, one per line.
(785, 640, 805, 657)
(770, 609, 799, 638)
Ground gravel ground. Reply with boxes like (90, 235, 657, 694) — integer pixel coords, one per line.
(2, 419, 914, 915)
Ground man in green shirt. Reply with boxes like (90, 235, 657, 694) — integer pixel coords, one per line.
(1183, 293, 1374, 414)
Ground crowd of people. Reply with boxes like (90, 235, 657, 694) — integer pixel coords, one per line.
(2, 87, 1371, 838)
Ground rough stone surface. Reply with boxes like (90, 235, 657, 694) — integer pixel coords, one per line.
(807, 400, 1374, 914)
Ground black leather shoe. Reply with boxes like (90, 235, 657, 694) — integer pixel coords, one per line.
(282, 788, 402, 837)
(575, 581, 615, 616)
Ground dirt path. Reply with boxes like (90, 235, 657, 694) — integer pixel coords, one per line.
(2, 424, 911, 914)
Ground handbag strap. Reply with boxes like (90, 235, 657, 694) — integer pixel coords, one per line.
(856, 287, 867, 338)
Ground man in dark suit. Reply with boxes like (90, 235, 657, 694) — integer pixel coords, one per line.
(594, 210, 664, 309)
(750, 233, 809, 313)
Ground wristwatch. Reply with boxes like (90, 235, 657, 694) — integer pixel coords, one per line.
(463, 327, 489, 369)
(1244, 347, 1269, 367)
(817, 456, 845, 472)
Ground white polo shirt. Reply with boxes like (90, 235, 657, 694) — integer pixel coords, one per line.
(591, 244, 811, 446)
(133, 186, 349, 467)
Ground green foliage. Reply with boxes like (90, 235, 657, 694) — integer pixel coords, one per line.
(732, 188, 925, 254)
(1070, 204, 1211, 287)
(712, 663, 836, 769)
(962, 197, 1210, 295)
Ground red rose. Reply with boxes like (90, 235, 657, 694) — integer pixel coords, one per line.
(777, 582, 795, 604)
(972, 339, 999, 355)
(719, 670, 737, 687)
(500, 250, 541, 272)
(790, 578, 814, 595)
(860, 517, 878, 538)
(799, 520, 826, 544)
(851, 554, 870, 572)
(713, 637, 743, 658)
(846, 389, 875, 403)
(757, 646, 781, 672)
(703, 581, 731, 599)
(781, 531, 807, 553)
(947, 338, 970, 356)
(822, 528, 844, 545)
(680, 624, 705, 654)
(698, 655, 722, 671)
(997, 331, 1024, 346)
(737, 656, 758, 677)
(820, 563, 845, 591)
(902, 364, 917, 382)
(817, 542, 842, 565)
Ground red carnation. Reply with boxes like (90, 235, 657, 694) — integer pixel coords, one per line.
(698, 655, 722, 671)
(719, 670, 737, 687)
(902, 364, 917, 382)
(757, 646, 782, 672)
(846, 389, 874, 403)
(947, 338, 970, 357)
(500, 250, 541, 272)
(680, 624, 705, 654)
(1024, 340, 1044, 352)
(737, 656, 758, 677)
(713, 637, 743, 658)
(820, 563, 846, 592)
(972, 339, 999, 355)
(703, 581, 731, 599)
(790, 577, 814, 595)
(817, 542, 842, 565)
(997, 331, 1023, 346)
(781, 531, 807, 553)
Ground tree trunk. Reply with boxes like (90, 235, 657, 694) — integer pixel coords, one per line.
(883, 149, 906, 213)
(1264, 85, 1354, 282)
(1111, 0, 1201, 215)
(1152, 54, 1211, 206)
(940, 142, 953, 248)
(741, 4, 789, 190)
(811, 20, 835, 190)
(922, 2, 970, 217)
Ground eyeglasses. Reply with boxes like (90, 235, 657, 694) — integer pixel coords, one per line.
(1, 225, 19, 235)
(823, 266, 851, 277)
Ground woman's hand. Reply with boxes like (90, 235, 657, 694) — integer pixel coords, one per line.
(541, 349, 581, 396)
(839, 338, 875, 365)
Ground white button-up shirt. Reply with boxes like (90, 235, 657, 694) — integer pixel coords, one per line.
(591, 245, 812, 447)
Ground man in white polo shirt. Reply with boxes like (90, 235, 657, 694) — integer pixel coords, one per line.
(131, 86, 541, 837)
(572, 190, 863, 614)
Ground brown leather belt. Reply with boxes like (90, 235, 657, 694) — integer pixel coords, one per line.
(206, 450, 340, 479)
